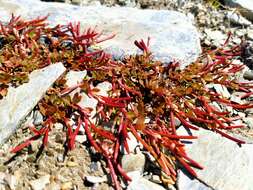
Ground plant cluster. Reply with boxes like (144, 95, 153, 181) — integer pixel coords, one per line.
(1, 16, 253, 189)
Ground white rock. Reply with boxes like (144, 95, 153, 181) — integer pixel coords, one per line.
(204, 29, 226, 47)
(4, 174, 17, 190)
(1, 0, 201, 69)
(78, 92, 98, 119)
(122, 132, 142, 154)
(65, 72, 112, 122)
(212, 84, 231, 99)
(248, 30, 253, 40)
(0, 172, 6, 189)
(243, 116, 253, 129)
(230, 94, 242, 104)
(177, 127, 253, 190)
(29, 175, 51, 190)
(0, 63, 66, 145)
(224, 0, 253, 22)
(75, 134, 87, 144)
(126, 171, 143, 181)
(65, 70, 87, 87)
(128, 177, 167, 190)
(85, 175, 107, 184)
(94, 81, 112, 96)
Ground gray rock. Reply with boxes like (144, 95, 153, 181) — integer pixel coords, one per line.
(128, 177, 167, 190)
(226, 11, 252, 26)
(243, 70, 253, 80)
(0, 63, 66, 145)
(224, 0, 253, 22)
(177, 127, 253, 190)
(1, 0, 201, 69)
(33, 110, 44, 126)
(121, 152, 146, 174)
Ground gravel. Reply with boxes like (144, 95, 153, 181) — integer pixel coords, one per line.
(0, 0, 253, 189)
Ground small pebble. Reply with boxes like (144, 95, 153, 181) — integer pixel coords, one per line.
(150, 174, 162, 184)
(33, 110, 44, 126)
(57, 154, 64, 163)
(89, 162, 99, 172)
(61, 182, 72, 190)
(244, 70, 253, 80)
(85, 175, 107, 184)
(75, 135, 87, 144)
(29, 175, 50, 190)
(66, 161, 78, 167)
(121, 152, 146, 173)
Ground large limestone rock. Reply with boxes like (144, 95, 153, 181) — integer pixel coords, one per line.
(177, 128, 253, 190)
(0, 63, 66, 145)
(0, 0, 201, 69)
(224, 0, 253, 22)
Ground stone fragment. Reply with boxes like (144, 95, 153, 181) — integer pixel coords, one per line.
(2, 0, 201, 69)
(230, 93, 242, 104)
(94, 81, 112, 96)
(65, 70, 87, 87)
(243, 70, 253, 80)
(247, 30, 253, 40)
(66, 161, 78, 167)
(75, 134, 87, 144)
(128, 177, 167, 190)
(0, 63, 66, 145)
(243, 116, 253, 129)
(3, 174, 17, 190)
(177, 127, 253, 190)
(224, 0, 253, 22)
(212, 84, 230, 99)
(177, 173, 212, 190)
(121, 152, 146, 174)
(46, 182, 61, 190)
(61, 182, 73, 190)
(33, 110, 44, 126)
(29, 175, 51, 190)
(150, 174, 162, 184)
(204, 29, 226, 47)
(226, 11, 252, 26)
(85, 175, 107, 184)
(121, 132, 142, 154)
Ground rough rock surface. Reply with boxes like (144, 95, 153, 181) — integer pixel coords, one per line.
(177, 128, 253, 190)
(0, 63, 66, 145)
(0, 0, 201, 69)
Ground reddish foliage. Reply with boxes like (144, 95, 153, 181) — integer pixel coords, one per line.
(2, 16, 252, 189)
